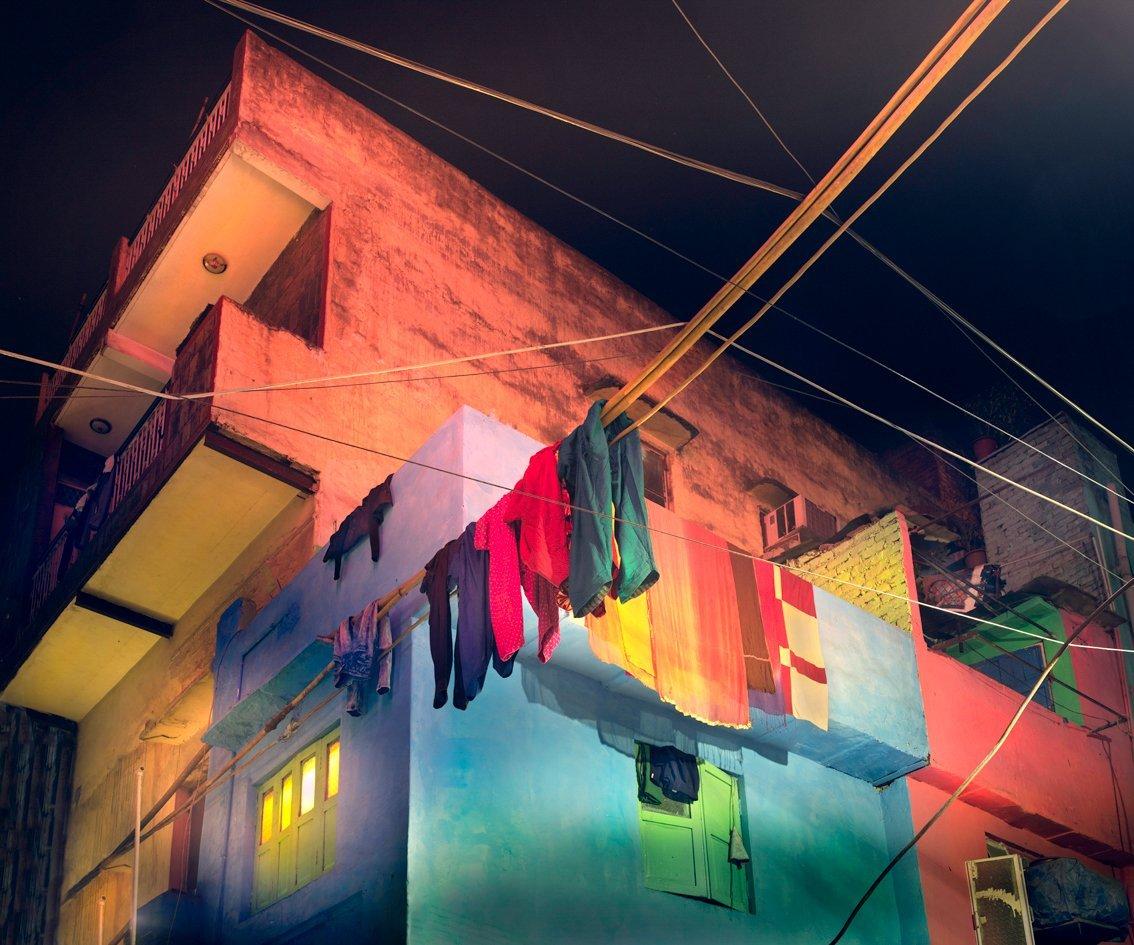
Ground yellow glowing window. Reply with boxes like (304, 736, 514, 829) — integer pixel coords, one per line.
(326, 740, 340, 799)
(280, 773, 294, 830)
(254, 728, 339, 911)
(300, 756, 317, 815)
(259, 789, 274, 845)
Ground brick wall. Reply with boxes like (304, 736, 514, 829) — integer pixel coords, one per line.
(975, 418, 1114, 600)
(793, 513, 914, 632)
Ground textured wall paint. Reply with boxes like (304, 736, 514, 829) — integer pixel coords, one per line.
(190, 408, 931, 944)
(908, 778, 1134, 945)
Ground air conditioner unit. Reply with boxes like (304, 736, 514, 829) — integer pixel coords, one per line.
(760, 496, 836, 556)
(966, 855, 1036, 945)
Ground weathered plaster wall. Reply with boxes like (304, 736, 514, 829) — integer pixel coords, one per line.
(909, 778, 1132, 945)
(212, 32, 920, 558)
(55, 495, 314, 945)
(794, 513, 914, 632)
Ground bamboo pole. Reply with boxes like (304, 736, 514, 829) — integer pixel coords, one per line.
(130, 767, 142, 945)
(63, 569, 426, 904)
(600, 0, 1010, 425)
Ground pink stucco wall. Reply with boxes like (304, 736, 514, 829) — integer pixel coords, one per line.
(209, 32, 920, 555)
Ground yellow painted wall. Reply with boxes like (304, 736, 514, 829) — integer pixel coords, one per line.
(55, 495, 314, 945)
(793, 513, 914, 633)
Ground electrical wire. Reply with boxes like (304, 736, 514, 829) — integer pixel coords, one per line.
(199, 0, 1134, 470)
(204, 399, 1134, 654)
(622, 0, 1070, 438)
(825, 576, 1134, 945)
(188, 0, 1132, 533)
(181, 322, 683, 399)
(766, 309, 1132, 506)
(204, 0, 798, 198)
(722, 341, 1134, 546)
(668, 0, 1133, 476)
(667, 0, 815, 188)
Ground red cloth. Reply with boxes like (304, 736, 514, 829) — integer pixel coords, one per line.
(474, 504, 526, 662)
(521, 564, 562, 662)
(501, 443, 571, 588)
(646, 504, 749, 729)
(753, 561, 828, 730)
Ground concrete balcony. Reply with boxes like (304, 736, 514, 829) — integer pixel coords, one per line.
(38, 37, 327, 457)
(3, 305, 317, 721)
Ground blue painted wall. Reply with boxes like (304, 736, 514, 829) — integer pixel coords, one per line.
(196, 406, 931, 944)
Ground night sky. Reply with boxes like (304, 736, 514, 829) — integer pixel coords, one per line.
(3, 0, 1132, 476)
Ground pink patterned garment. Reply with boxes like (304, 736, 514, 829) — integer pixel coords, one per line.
(473, 502, 526, 662)
(521, 564, 562, 663)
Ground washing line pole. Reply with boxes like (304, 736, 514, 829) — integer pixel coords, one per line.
(601, 0, 1010, 423)
(131, 767, 143, 945)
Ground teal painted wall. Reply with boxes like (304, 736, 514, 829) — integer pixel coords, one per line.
(406, 624, 929, 945)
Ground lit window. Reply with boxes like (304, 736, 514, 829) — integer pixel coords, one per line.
(326, 740, 340, 799)
(300, 756, 317, 815)
(259, 790, 274, 845)
(280, 773, 293, 830)
(254, 728, 339, 910)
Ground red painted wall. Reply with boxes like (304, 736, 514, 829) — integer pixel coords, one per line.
(207, 32, 922, 553)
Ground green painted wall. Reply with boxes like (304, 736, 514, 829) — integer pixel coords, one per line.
(946, 595, 1083, 725)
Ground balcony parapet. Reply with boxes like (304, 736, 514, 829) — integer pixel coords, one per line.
(37, 85, 235, 423)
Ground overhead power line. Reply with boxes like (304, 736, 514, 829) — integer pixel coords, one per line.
(623, 0, 1069, 437)
(666, 0, 1128, 499)
(205, 0, 798, 197)
(603, 0, 1012, 422)
(206, 0, 1132, 466)
(826, 576, 1134, 944)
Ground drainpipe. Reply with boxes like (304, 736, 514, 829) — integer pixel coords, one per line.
(1106, 484, 1134, 713)
(1106, 484, 1134, 632)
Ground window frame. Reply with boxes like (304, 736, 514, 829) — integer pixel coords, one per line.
(640, 438, 674, 510)
(635, 744, 751, 912)
(253, 727, 340, 910)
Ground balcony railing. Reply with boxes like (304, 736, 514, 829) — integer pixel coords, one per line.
(27, 309, 220, 622)
(37, 85, 234, 421)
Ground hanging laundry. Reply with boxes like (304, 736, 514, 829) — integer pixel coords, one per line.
(520, 565, 562, 663)
(754, 561, 828, 730)
(447, 522, 514, 709)
(323, 475, 394, 580)
(606, 413, 658, 602)
(728, 542, 776, 694)
(648, 744, 700, 804)
(585, 589, 654, 688)
(422, 537, 460, 709)
(474, 502, 525, 662)
(558, 400, 613, 617)
(331, 598, 381, 717)
(648, 503, 750, 729)
(502, 442, 571, 588)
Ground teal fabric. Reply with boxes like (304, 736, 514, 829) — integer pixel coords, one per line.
(558, 400, 613, 617)
(606, 413, 659, 602)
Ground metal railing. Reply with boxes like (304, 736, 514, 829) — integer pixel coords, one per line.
(122, 85, 232, 276)
(37, 84, 234, 421)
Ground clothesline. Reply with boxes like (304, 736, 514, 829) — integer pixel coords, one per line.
(212, 401, 1134, 656)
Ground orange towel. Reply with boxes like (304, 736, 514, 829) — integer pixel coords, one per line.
(645, 505, 750, 729)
